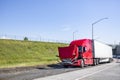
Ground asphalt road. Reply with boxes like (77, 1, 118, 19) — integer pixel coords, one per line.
(79, 62, 120, 80)
(0, 64, 81, 80)
(34, 62, 120, 80)
(0, 61, 119, 80)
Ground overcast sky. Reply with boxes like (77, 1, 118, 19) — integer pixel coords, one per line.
(0, 0, 120, 44)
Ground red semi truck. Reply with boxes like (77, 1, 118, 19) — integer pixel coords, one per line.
(58, 39, 113, 68)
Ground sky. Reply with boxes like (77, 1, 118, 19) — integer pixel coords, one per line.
(0, 0, 120, 44)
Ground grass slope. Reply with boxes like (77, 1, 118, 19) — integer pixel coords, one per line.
(0, 39, 67, 68)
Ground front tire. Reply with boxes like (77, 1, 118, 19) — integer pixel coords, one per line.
(80, 59, 84, 68)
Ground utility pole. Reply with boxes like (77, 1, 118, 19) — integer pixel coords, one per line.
(92, 17, 108, 40)
(73, 31, 78, 40)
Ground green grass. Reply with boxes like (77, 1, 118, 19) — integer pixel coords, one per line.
(0, 39, 68, 68)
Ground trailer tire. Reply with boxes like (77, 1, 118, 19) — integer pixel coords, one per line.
(108, 58, 112, 63)
(80, 60, 84, 68)
(93, 59, 97, 66)
(96, 59, 99, 65)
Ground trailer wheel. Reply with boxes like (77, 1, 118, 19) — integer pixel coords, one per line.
(96, 59, 99, 65)
(108, 58, 112, 63)
(93, 59, 97, 66)
(80, 60, 84, 68)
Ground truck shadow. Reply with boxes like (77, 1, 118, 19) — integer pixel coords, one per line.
(37, 63, 80, 70)
(37, 61, 116, 70)
(47, 64, 64, 69)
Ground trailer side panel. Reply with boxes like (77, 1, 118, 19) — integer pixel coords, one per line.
(94, 40, 112, 58)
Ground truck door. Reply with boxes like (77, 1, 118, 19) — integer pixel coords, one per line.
(78, 46, 87, 58)
(78, 46, 83, 59)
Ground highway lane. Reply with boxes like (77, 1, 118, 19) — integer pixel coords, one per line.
(0, 61, 119, 80)
(78, 62, 120, 80)
(34, 62, 120, 80)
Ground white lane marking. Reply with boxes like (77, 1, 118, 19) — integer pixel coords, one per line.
(75, 65, 113, 80)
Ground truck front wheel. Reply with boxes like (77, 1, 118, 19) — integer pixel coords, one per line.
(80, 60, 84, 68)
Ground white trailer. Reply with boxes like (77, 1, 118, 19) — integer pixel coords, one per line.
(93, 40, 113, 63)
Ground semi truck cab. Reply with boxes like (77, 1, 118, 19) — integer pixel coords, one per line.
(58, 39, 94, 67)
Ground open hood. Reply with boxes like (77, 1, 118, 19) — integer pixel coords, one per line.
(58, 45, 78, 60)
